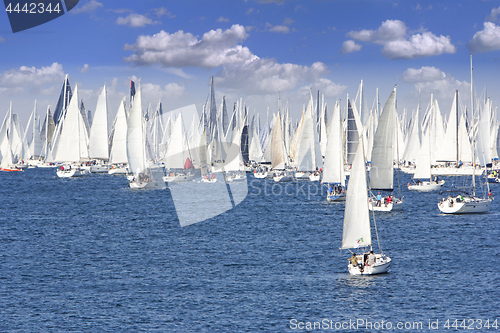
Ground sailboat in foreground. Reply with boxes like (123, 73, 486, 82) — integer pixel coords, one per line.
(341, 138, 391, 275)
(437, 58, 492, 214)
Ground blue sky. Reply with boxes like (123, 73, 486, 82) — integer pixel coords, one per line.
(1, 0, 500, 126)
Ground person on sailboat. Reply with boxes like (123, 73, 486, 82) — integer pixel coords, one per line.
(376, 192, 382, 207)
(365, 251, 376, 266)
(348, 253, 360, 267)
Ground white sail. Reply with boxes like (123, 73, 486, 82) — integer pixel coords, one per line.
(458, 113, 473, 163)
(341, 140, 371, 249)
(402, 105, 421, 163)
(248, 126, 263, 162)
(439, 92, 459, 162)
(346, 98, 363, 165)
(369, 87, 396, 190)
(163, 113, 191, 169)
(109, 98, 128, 164)
(322, 101, 345, 186)
(126, 82, 146, 175)
(53, 85, 90, 162)
(413, 127, 431, 179)
(0, 105, 14, 167)
(271, 112, 286, 170)
(88, 84, 110, 160)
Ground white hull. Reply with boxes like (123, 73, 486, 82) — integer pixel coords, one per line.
(327, 192, 346, 202)
(294, 171, 310, 179)
(309, 173, 321, 182)
(431, 166, 476, 176)
(368, 198, 403, 212)
(56, 167, 90, 178)
(438, 196, 492, 214)
(407, 180, 445, 192)
(226, 173, 246, 182)
(348, 254, 391, 275)
(90, 165, 109, 173)
(253, 171, 268, 179)
(273, 174, 293, 182)
(163, 173, 195, 183)
(201, 177, 217, 183)
(129, 179, 159, 189)
(108, 167, 128, 175)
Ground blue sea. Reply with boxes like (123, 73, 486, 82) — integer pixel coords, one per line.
(1, 169, 499, 332)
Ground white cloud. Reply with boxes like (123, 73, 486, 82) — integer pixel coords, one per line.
(152, 7, 175, 19)
(348, 19, 407, 44)
(0, 36, 5, 43)
(399, 67, 470, 113)
(340, 40, 362, 54)
(402, 67, 446, 83)
(267, 24, 290, 33)
(125, 25, 344, 104)
(0, 63, 64, 88)
(117, 14, 160, 27)
(297, 78, 347, 98)
(81, 64, 90, 73)
(124, 24, 257, 68)
(345, 19, 456, 59)
(217, 16, 230, 23)
(468, 22, 500, 53)
(486, 6, 500, 23)
(70, 0, 103, 14)
(141, 82, 185, 101)
(215, 59, 333, 95)
(382, 32, 456, 59)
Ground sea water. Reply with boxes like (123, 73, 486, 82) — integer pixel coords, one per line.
(1, 169, 499, 332)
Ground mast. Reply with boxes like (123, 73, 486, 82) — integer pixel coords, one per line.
(456, 90, 459, 166)
(470, 55, 476, 195)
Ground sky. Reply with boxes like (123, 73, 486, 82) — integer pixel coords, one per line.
(1, 0, 500, 127)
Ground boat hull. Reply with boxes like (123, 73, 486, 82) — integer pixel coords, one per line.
(163, 173, 195, 183)
(253, 171, 268, 179)
(0, 167, 22, 172)
(129, 180, 158, 189)
(368, 198, 403, 212)
(273, 175, 293, 182)
(327, 192, 346, 202)
(438, 196, 491, 214)
(309, 173, 321, 182)
(408, 180, 445, 192)
(56, 168, 90, 178)
(90, 165, 109, 173)
(348, 255, 391, 275)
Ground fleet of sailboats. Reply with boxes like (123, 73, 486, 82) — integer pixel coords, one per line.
(2, 67, 500, 275)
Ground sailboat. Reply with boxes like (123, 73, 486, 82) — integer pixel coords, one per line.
(341, 137, 391, 275)
(271, 112, 293, 182)
(368, 86, 403, 211)
(51, 85, 91, 178)
(0, 103, 23, 171)
(127, 81, 159, 189)
(108, 98, 128, 174)
(407, 127, 445, 191)
(438, 57, 492, 214)
(88, 84, 111, 173)
(161, 112, 195, 183)
(322, 101, 346, 201)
